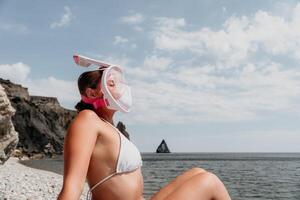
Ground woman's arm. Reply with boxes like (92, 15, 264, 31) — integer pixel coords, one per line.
(57, 111, 99, 200)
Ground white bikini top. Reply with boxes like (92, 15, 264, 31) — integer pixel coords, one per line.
(86, 119, 143, 200)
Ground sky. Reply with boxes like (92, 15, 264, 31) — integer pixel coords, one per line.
(0, 0, 300, 152)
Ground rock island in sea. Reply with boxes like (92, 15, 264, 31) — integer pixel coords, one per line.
(156, 139, 171, 153)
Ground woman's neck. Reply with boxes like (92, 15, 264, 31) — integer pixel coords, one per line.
(95, 109, 115, 125)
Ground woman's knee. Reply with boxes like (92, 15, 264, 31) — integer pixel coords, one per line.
(182, 172, 230, 200)
(192, 171, 224, 190)
(193, 171, 231, 199)
(176, 167, 206, 181)
(187, 167, 206, 175)
(163, 172, 224, 200)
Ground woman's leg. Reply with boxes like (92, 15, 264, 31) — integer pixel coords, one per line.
(150, 167, 206, 200)
(164, 171, 231, 200)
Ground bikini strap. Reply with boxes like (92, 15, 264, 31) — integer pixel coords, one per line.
(99, 117, 108, 123)
(99, 117, 122, 135)
(86, 172, 118, 200)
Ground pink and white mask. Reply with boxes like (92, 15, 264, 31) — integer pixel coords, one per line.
(73, 54, 132, 113)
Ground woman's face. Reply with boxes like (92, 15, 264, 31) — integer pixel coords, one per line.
(88, 79, 122, 100)
(106, 74, 125, 100)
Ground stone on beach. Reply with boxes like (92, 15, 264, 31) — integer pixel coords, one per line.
(0, 157, 89, 200)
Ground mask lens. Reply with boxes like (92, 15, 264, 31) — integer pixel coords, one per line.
(102, 66, 132, 112)
(106, 69, 126, 99)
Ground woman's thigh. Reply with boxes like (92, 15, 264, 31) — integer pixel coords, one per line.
(163, 172, 215, 200)
(150, 167, 206, 200)
(164, 172, 231, 200)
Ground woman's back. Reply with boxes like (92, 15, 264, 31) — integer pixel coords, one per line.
(63, 110, 144, 200)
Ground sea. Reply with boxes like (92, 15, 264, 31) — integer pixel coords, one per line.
(21, 153, 300, 200)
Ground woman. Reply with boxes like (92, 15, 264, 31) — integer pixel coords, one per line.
(57, 65, 231, 200)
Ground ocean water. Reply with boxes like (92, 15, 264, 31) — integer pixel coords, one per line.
(141, 153, 300, 200)
(21, 153, 300, 200)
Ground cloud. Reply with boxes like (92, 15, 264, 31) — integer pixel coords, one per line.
(155, 17, 186, 28)
(152, 4, 300, 65)
(121, 13, 144, 25)
(124, 58, 300, 124)
(0, 62, 79, 110)
(118, 5, 300, 124)
(120, 13, 145, 32)
(50, 6, 74, 29)
(27, 77, 79, 108)
(143, 55, 172, 71)
(222, 6, 227, 13)
(113, 35, 129, 45)
(0, 62, 30, 84)
(0, 22, 28, 33)
(133, 26, 143, 32)
(130, 43, 137, 49)
(3, 4, 300, 124)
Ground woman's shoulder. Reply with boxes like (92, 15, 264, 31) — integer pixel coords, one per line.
(76, 109, 99, 120)
(66, 110, 106, 138)
(70, 110, 105, 129)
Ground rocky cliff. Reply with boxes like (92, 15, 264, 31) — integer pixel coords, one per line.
(0, 78, 76, 158)
(0, 84, 18, 164)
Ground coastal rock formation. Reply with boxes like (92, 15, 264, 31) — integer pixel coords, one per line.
(0, 84, 18, 164)
(156, 139, 171, 153)
(116, 121, 130, 140)
(0, 78, 76, 157)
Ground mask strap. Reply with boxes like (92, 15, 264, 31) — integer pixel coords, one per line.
(81, 95, 109, 109)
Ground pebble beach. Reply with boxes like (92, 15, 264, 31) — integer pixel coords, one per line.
(0, 157, 89, 200)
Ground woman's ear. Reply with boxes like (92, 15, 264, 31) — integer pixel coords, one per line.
(86, 88, 97, 98)
(98, 90, 104, 98)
